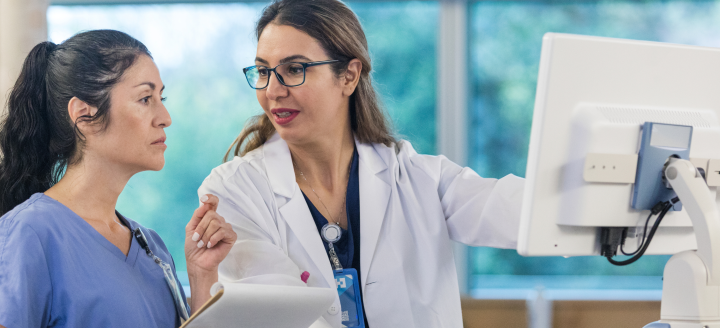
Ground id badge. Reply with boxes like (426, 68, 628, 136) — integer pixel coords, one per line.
(334, 268, 365, 328)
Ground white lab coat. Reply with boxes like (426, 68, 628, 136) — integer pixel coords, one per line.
(198, 133, 524, 328)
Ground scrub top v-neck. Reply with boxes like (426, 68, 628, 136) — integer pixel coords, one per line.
(0, 193, 187, 328)
(301, 148, 369, 327)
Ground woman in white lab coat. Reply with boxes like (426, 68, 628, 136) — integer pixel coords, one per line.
(197, 0, 524, 326)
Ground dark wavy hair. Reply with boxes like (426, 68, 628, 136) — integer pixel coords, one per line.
(0, 29, 151, 216)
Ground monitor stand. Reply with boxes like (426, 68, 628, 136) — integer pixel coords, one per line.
(644, 158, 720, 328)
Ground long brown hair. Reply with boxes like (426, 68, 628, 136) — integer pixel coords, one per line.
(224, 0, 396, 161)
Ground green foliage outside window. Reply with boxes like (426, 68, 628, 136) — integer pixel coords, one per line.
(468, 0, 720, 284)
(48, 0, 719, 287)
(48, 2, 437, 271)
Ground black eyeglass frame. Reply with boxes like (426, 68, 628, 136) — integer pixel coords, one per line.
(242, 59, 341, 90)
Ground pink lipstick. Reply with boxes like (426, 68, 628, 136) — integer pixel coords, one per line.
(271, 108, 300, 125)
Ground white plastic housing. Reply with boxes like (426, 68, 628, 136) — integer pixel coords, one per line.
(583, 153, 637, 183)
(518, 33, 720, 256)
(558, 104, 720, 227)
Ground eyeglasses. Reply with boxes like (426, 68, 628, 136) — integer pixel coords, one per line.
(243, 60, 340, 90)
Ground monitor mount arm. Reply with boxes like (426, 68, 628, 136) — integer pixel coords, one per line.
(666, 157, 720, 286)
(644, 157, 720, 327)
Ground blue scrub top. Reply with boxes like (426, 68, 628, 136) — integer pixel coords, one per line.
(0, 193, 188, 328)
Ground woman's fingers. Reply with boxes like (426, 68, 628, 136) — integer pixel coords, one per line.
(187, 206, 207, 232)
(206, 223, 236, 249)
(200, 194, 220, 211)
(186, 194, 220, 233)
(192, 209, 220, 244)
(199, 216, 223, 248)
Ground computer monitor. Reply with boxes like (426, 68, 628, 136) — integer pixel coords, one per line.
(517, 33, 720, 257)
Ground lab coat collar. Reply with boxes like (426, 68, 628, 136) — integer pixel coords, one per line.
(263, 133, 335, 288)
(263, 133, 296, 199)
(355, 141, 392, 293)
(262, 132, 393, 292)
(262, 132, 390, 198)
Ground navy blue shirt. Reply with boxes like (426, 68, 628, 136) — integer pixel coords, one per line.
(302, 148, 368, 327)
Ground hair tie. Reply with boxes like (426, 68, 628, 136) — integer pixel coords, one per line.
(46, 41, 58, 53)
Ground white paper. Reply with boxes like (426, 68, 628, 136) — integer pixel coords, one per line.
(184, 281, 335, 328)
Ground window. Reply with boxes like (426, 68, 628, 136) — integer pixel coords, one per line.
(49, 0, 718, 296)
(47, 2, 438, 273)
(468, 0, 720, 292)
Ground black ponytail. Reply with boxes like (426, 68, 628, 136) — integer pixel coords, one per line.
(0, 30, 151, 216)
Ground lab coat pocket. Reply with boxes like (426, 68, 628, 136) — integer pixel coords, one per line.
(362, 271, 414, 327)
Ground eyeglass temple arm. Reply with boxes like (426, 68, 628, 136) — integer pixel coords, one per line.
(303, 59, 341, 67)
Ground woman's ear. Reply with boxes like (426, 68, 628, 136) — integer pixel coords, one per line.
(342, 59, 363, 97)
(67, 97, 99, 132)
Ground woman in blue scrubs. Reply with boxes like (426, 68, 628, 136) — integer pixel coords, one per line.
(0, 30, 236, 328)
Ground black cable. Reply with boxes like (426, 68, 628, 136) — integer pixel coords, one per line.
(619, 200, 670, 256)
(620, 211, 653, 256)
(607, 200, 674, 266)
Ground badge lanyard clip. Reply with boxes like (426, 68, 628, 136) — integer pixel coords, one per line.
(133, 228, 191, 323)
(321, 223, 344, 272)
(328, 242, 344, 272)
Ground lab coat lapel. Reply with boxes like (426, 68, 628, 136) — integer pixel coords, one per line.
(279, 193, 336, 289)
(355, 141, 392, 294)
(263, 134, 335, 290)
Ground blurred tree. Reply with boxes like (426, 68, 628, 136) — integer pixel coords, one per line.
(48, 2, 438, 271)
(48, 0, 717, 284)
(468, 0, 720, 282)
(351, 1, 438, 155)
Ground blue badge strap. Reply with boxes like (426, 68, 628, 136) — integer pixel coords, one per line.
(133, 228, 191, 323)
